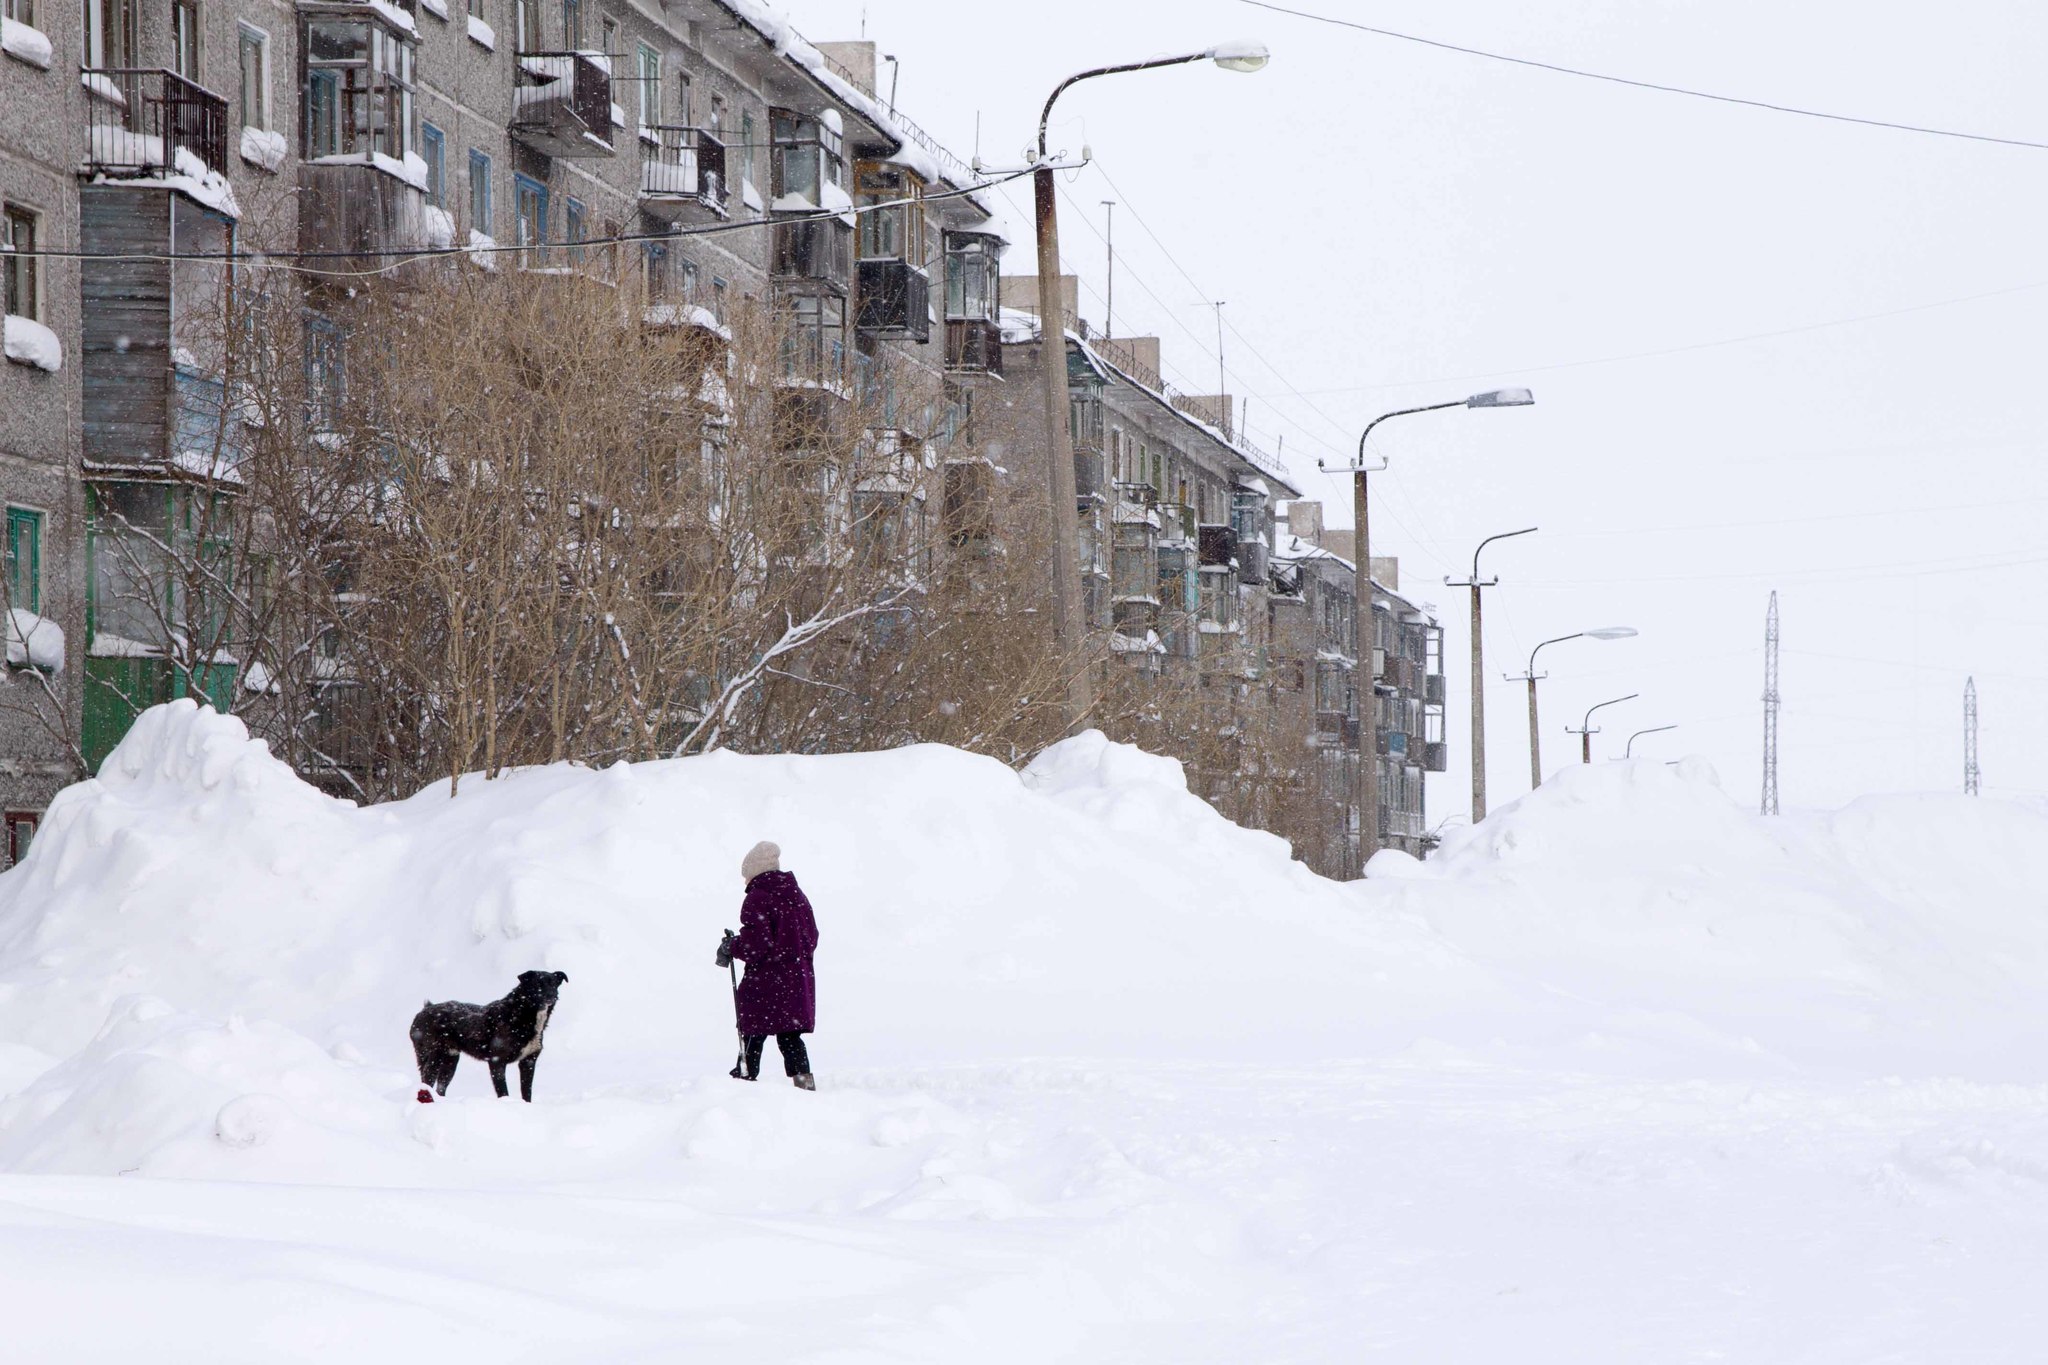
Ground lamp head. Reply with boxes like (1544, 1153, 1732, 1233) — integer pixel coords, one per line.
(1586, 626, 1637, 640)
(1208, 40, 1270, 72)
(1466, 387, 1534, 408)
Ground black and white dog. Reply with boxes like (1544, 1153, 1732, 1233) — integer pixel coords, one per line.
(410, 970, 568, 1103)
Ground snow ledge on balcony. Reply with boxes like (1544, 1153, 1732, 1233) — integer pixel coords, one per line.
(2, 16, 54, 68)
(4, 315, 62, 373)
(467, 14, 495, 49)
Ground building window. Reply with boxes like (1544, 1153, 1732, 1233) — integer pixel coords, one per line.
(636, 43, 660, 131)
(467, 0, 481, 18)
(600, 12, 615, 57)
(303, 16, 417, 161)
(563, 196, 584, 263)
(738, 109, 756, 196)
(3, 205, 38, 320)
(779, 291, 843, 387)
(678, 258, 697, 302)
(84, 0, 137, 68)
(5, 507, 42, 613)
(4, 812, 36, 868)
(421, 122, 445, 205)
(305, 314, 345, 431)
(237, 24, 268, 130)
(513, 174, 548, 267)
(710, 277, 727, 324)
(512, 0, 537, 52)
(675, 71, 691, 129)
(642, 239, 669, 300)
(172, 0, 201, 83)
(468, 149, 492, 234)
(4, 0, 33, 29)
(770, 108, 843, 205)
(561, 0, 581, 47)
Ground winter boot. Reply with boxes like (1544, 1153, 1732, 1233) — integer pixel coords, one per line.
(730, 1064, 757, 1082)
(792, 1073, 816, 1091)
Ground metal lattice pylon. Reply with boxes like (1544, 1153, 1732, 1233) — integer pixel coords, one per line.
(1965, 676, 1980, 796)
(1761, 591, 1780, 815)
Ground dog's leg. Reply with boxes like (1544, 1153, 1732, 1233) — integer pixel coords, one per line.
(489, 1060, 510, 1098)
(518, 1054, 538, 1102)
(436, 1053, 458, 1096)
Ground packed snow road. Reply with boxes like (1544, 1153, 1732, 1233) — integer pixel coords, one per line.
(5, 703, 2048, 1359)
(5, 1059, 2048, 1360)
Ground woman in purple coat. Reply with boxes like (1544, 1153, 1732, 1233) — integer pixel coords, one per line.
(719, 841, 819, 1090)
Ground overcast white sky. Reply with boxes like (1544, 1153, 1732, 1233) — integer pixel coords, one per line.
(783, 0, 2048, 819)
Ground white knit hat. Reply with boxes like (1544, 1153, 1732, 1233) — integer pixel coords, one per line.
(741, 840, 781, 884)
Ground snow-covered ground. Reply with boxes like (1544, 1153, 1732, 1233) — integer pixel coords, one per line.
(4, 702, 2048, 1360)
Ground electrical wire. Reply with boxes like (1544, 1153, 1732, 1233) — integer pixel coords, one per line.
(1238, 0, 2048, 152)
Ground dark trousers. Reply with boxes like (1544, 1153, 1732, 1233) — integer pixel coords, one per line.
(742, 1031, 810, 1079)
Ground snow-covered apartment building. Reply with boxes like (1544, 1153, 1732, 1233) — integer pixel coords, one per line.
(0, 0, 1009, 850)
(0, 0, 1438, 873)
(984, 282, 1447, 874)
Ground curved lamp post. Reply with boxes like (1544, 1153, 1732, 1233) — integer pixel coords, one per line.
(1624, 724, 1678, 758)
(1030, 43, 1269, 734)
(1511, 626, 1636, 788)
(1448, 525, 1537, 825)
(1566, 693, 1638, 764)
(1321, 388, 1533, 872)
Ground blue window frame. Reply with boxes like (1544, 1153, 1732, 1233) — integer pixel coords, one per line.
(421, 122, 445, 206)
(468, 149, 492, 236)
(513, 173, 548, 266)
(563, 196, 585, 264)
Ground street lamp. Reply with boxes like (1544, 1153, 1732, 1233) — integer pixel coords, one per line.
(1566, 693, 1639, 764)
(1510, 626, 1636, 789)
(1030, 43, 1269, 733)
(1447, 526, 1537, 826)
(1322, 387, 1532, 874)
(1624, 724, 1678, 758)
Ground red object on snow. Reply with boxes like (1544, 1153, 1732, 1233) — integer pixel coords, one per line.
(416, 1087, 434, 1104)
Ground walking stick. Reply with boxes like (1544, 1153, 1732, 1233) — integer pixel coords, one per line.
(727, 951, 748, 1080)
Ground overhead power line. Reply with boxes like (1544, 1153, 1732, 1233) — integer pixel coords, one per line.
(1239, 0, 2048, 152)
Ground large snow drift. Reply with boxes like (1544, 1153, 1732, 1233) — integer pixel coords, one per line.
(7, 703, 2048, 1360)
(3, 701, 2044, 1183)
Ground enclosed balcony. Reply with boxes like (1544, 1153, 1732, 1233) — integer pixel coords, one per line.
(512, 52, 613, 159)
(298, 13, 427, 262)
(81, 68, 230, 188)
(772, 217, 852, 291)
(943, 231, 1004, 374)
(855, 258, 931, 342)
(640, 126, 727, 220)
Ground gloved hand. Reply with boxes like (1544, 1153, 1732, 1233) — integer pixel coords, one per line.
(715, 929, 736, 969)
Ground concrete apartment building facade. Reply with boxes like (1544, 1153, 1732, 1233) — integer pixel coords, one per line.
(0, 0, 1007, 854)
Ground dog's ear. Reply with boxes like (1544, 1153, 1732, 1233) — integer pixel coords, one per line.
(554, 971, 569, 985)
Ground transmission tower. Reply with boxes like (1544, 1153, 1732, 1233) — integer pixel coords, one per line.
(1761, 590, 1780, 815)
(1964, 676, 1980, 795)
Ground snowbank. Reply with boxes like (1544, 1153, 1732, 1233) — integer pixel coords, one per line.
(7, 702, 2048, 1189)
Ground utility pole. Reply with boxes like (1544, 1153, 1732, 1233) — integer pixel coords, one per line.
(1328, 388, 1533, 874)
(1025, 44, 1271, 730)
(1446, 527, 1536, 825)
(1964, 676, 1980, 795)
(1762, 590, 1780, 815)
(1352, 454, 1376, 874)
(1210, 301, 1228, 435)
(1099, 200, 1115, 339)
(1568, 693, 1637, 763)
